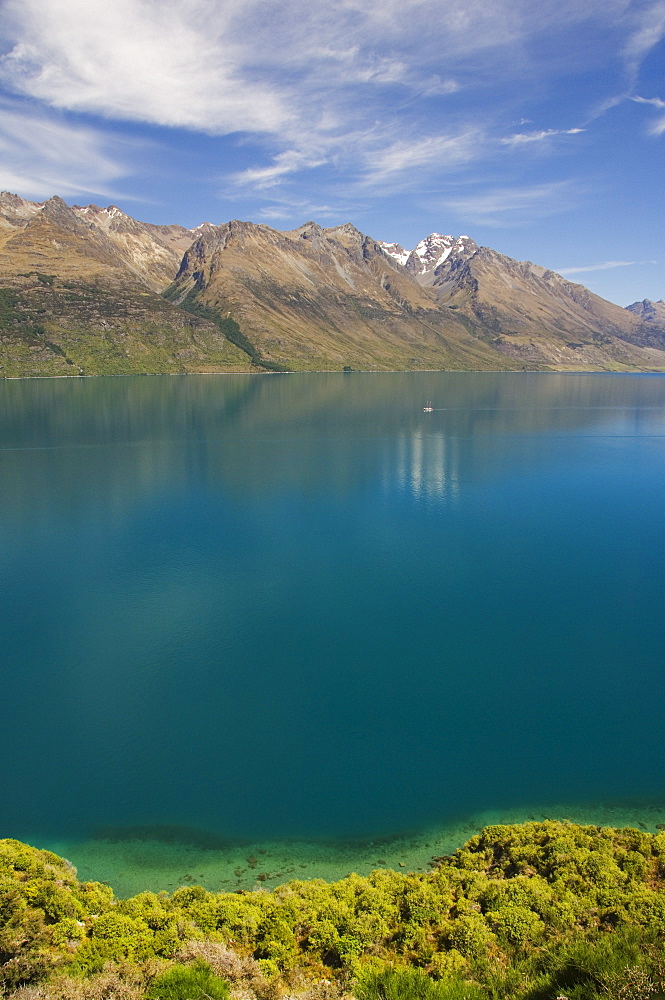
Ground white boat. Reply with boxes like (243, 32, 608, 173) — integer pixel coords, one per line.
(423, 401, 433, 412)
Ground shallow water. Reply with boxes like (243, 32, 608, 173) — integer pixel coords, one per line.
(2, 371, 665, 892)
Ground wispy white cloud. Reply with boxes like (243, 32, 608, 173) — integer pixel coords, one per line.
(0, 0, 662, 207)
(0, 0, 651, 145)
(0, 0, 503, 140)
(631, 95, 665, 135)
(258, 202, 350, 222)
(0, 0, 289, 135)
(622, 0, 665, 78)
(441, 181, 577, 226)
(357, 131, 485, 189)
(417, 77, 461, 97)
(232, 128, 486, 199)
(557, 259, 657, 275)
(233, 151, 328, 190)
(0, 103, 134, 199)
(632, 95, 665, 108)
(501, 127, 585, 145)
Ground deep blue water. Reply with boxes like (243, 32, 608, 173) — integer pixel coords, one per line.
(2, 371, 665, 845)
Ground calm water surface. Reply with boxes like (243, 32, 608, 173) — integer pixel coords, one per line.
(2, 371, 665, 851)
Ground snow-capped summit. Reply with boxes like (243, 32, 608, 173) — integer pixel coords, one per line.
(408, 233, 477, 273)
(379, 233, 478, 283)
(379, 241, 410, 266)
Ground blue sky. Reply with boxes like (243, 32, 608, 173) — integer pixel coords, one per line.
(0, 0, 663, 305)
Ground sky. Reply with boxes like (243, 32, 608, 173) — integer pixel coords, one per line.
(0, 0, 663, 306)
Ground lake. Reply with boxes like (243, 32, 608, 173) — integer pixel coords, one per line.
(2, 370, 665, 894)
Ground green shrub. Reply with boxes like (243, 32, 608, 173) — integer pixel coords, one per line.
(486, 904, 544, 947)
(147, 958, 230, 999)
(355, 965, 483, 1000)
(447, 915, 495, 960)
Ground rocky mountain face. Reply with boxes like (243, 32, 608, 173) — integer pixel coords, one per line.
(0, 192, 663, 377)
(168, 219, 507, 371)
(625, 299, 665, 346)
(626, 298, 665, 321)
(0, 191, 207, 290)
(380, 233, 665, 369)
(380, 233, 478, 284)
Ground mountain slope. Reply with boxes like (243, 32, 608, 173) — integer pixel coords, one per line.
(382, 233, 665, 370)
(0, 193, 248, 376)
(168, 219, 513, 371)
(1, 191, 664, 376)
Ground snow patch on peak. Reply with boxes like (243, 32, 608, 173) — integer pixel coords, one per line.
(378, 241, 409, 266)
(379, 230, 478, 284)
(409, 234, 460, 273)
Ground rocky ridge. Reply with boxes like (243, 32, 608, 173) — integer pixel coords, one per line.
(626, 298, 665, 322)
(380, 233, 478, 284)
(380, 232, 665, 369)
(0, 191, 664, 376)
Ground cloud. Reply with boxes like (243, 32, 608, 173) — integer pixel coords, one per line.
(0, 0, 661, 206)
(0, 0, 290, 135)
(632, 95, 665, 108)
(418, 77, 461, 97)
(233, 151, 329, 190)
(258, 202, 350, 222)
(631, 96, 665, 135)
(441, 181, 576, 226)
(557, 259, 657, 275)
(231, 128, 486, 199)
(501, 128, 585, 145)
(622, 0, 665, 78)
(0, 0, 649, 143)
(357, 131, 485, 188)
(0, 0, 496, 138)
(0, 103, 134, 199)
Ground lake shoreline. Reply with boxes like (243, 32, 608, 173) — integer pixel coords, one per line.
(31, 798, 665, 898)
(5, 367, 665, 381)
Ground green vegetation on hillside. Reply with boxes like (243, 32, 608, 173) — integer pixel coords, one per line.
(164, 286, 290, 372)
(2, 821, 665, 1000)
(0, 278, 250, 377)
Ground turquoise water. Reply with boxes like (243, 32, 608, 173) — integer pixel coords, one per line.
(2, 371, 665, 890)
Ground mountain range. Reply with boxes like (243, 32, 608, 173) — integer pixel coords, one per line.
(0, 191, 663, 377)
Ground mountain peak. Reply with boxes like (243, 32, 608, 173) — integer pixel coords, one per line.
(40, 195, 84, 230)
(0, 191, 42, 226)
(379, 232, 478, 280)
(290, 221, 325, 243)
(324, 222, 365, 242)
(409, 233, 478, 273)
(626, 298, 665, 324)
(379, 241, 409, 265)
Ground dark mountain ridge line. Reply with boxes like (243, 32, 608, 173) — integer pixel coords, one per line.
(0, 190, 663, 376)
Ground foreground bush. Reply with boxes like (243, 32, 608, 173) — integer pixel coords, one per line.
(147, 958, 229, 1000)
(2, 822, 665, 1000)
(355, 966, 483, 1000)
